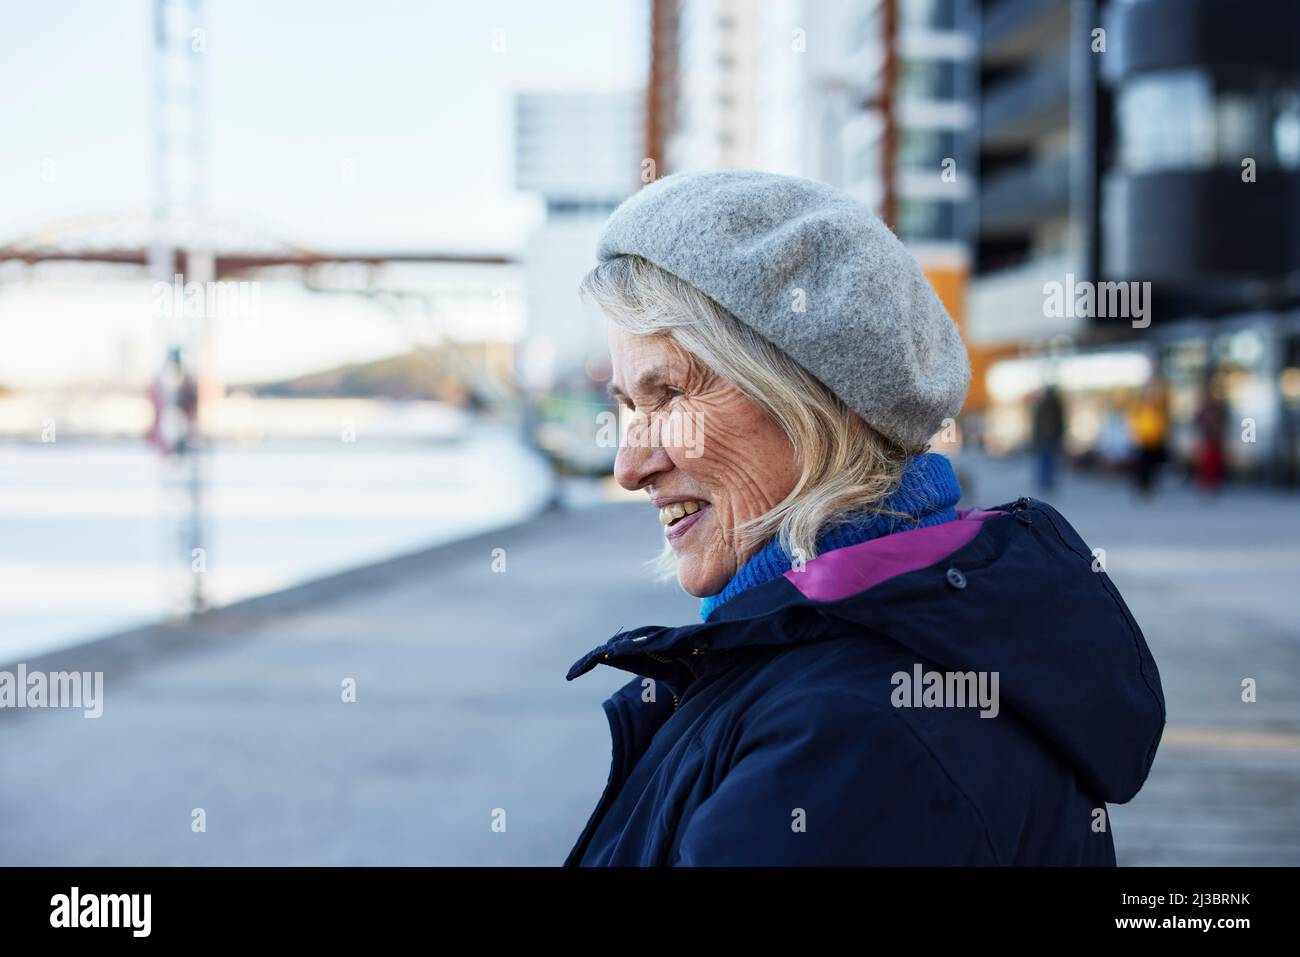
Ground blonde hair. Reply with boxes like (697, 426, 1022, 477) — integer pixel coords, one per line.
(581, 253, 919, 581)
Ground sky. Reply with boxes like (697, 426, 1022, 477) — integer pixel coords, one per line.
(0, 0, 647, 387)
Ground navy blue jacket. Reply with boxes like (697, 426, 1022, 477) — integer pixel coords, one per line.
(564, 497, 1166, 866)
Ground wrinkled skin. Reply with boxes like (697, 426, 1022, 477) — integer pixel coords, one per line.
(607, 324, 802, 597)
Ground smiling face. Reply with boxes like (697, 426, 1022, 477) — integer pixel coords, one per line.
(607, 323, 802, 597)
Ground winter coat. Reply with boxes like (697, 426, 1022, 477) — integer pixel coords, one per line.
(564, 497, 1166, 866)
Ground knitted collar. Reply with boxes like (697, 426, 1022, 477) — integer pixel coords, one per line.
(698, 452, 962, 621)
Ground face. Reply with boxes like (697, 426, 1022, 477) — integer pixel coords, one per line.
(607, 324, 801, 597)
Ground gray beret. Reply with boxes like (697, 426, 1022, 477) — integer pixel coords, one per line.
(595, 170, 971, 450)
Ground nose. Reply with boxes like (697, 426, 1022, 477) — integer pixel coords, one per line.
(614, 436, 674, 492)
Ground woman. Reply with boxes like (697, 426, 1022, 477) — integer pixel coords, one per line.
(564, 171, 1165, 866)
(1128, 380, 1170, 497)
(1193, 378, 1228, 495)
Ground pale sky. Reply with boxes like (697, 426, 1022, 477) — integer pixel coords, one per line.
(0, 0, 647, 387)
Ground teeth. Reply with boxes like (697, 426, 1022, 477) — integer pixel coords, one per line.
(659, 500, 707, 526)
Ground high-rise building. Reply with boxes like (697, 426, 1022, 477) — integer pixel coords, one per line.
(514, 91, 644, 382)
(658, 1, 976, 243)
(830, 0, 980, 401)
(1105, 0, 1300, 480)
(968, 0, 1106, 348)
(651, 0, 980, 397)
(970, 0, 1300, 478)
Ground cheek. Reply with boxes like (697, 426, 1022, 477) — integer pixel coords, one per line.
(661, 400, 739, 485)
(670, 397, 797, 505)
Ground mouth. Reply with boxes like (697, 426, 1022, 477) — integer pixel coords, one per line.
(660, 499, 710, 542)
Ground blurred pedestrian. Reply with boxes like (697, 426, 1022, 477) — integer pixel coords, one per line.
(1194, 378, 1228, 495)
(1097, 393, 1134, 474)
(1128, 379, 1169, 496)
(146, 348, 196, 456)
(1031, 384, 1066, 491)
(565, 171, 1164, 867)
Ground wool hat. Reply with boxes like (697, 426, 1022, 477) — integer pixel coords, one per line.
(595, 170, 971, 450)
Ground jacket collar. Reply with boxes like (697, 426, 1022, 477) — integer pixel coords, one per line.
(697, 451, 963, 621)
(566, 501, 1016, 688)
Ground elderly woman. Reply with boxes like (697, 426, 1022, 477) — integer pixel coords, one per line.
(563, 171, 1165, 866)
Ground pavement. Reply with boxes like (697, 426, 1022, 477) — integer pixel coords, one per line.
(1, 454, 1297, 865)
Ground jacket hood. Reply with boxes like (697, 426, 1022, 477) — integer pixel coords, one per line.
(568, 497, 1166, 804)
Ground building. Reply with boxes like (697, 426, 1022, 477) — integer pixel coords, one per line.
(970, 0, 1300, 477)
(514, 90, 644, 384)
(830, 0, 980, 403)
(644, 0, 1300, 479)
(1103, 0, 1300, 479)
(652, 0, 980, 397)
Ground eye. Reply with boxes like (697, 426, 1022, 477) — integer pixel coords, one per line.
(649, 387, 683, 413)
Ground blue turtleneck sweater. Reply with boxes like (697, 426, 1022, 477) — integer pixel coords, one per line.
(698, 452, 963, 621)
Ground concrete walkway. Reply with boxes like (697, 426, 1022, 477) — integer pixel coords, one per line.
(0, 501, 694, 865)
(1, 457, 1297, 865)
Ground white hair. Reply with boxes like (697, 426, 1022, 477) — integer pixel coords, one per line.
(581, 253, 918, 582)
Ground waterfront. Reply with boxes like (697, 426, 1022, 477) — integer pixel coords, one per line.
(0, 427, 553, 662)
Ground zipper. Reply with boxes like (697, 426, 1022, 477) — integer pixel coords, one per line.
(646, 650, 687, 711)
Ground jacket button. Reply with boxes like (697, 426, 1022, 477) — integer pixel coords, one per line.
(946, 567, 967, 589)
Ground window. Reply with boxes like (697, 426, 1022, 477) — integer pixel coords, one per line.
(1275, 91, 1300, 167)
(900, 0, 956, 31)
(896, 199, 955, 242)
(1118, 70, 1300, 172)
(897, 129, 957, 171)
(899, 60, 959, 101)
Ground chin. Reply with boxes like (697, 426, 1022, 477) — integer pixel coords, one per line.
(676, 560, 729, 599)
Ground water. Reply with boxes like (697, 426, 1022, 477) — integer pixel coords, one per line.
(0, 427, 554, 661)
